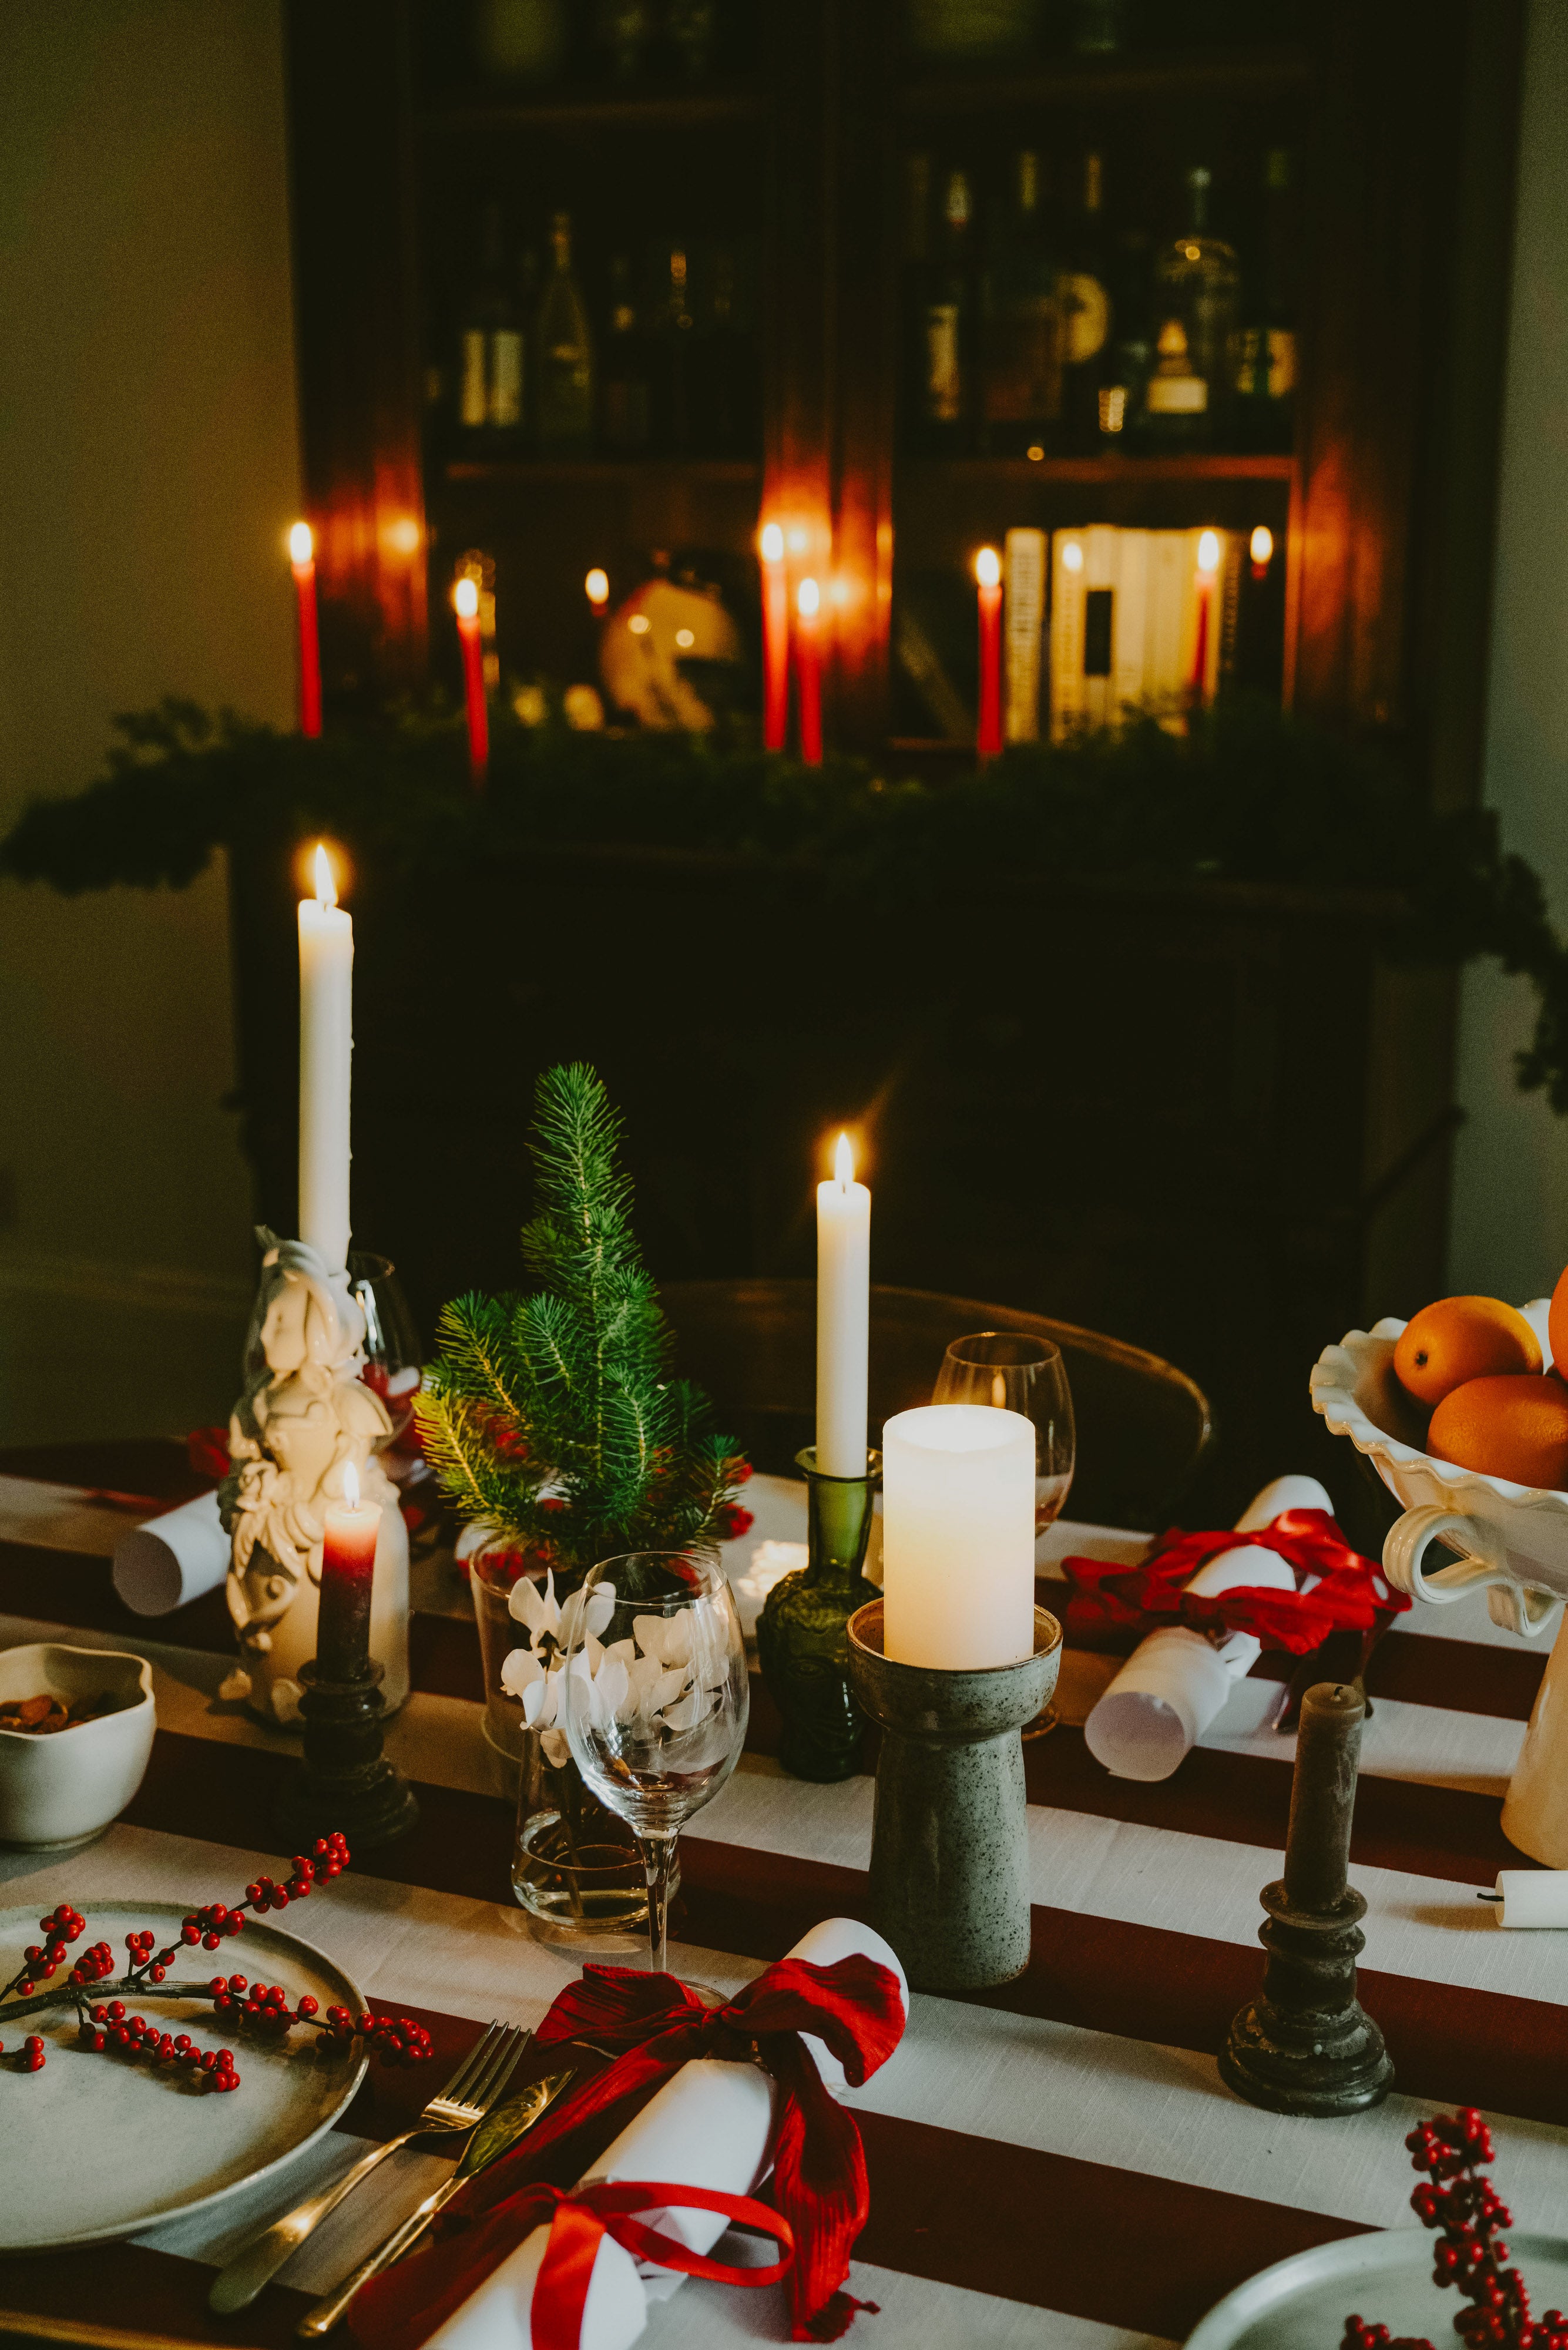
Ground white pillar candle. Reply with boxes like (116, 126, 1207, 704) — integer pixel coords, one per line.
(882, 1403, 1036, 1669)
(297, 842, 353, 1272)
(815, 1132, 870, 1477)
(1489, 1871, 1568, 1926)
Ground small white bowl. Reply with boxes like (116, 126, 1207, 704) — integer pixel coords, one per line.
(0, 1643, 156, 1850)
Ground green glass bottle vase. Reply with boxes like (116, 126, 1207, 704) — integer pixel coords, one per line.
(757, 1446, 882, 1782)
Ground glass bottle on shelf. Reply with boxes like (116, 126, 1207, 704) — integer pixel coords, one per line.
(534, 211, 595, 454)
(600, 253, 652, 454)
(650, 244, 697, 454)
(1146, 166, 1239, 447)
(456, 200, 523, 446)
(979, 149, 1063, 456)
(1097, 227, 1153, 446)
(921, 167, 975, 454)
(1233, 147, 1297, 452)
(1059, 150, 1113, 453)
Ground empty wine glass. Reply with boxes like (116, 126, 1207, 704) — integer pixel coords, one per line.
(348, 1252, 422, 1447)
(934, 1332, 1076, 1534)
(560, 1550, 748, 1974)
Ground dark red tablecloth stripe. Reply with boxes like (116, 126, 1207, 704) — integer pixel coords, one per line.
(0, 2240, 310, 2348)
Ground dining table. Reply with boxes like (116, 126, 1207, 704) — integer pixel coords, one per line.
(1, 1438, 1564, 2350)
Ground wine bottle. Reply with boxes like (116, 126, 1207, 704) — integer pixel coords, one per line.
(922, 167, 975, 452)
(456, 200, 523, 444)
(979, 150, 1063, 455)
(1146, 166, 1239, 446)
(534, 210, 595, 452)
(1060, 151, 1113, 452)
(650, 244, 697, 454)
(1233, 147, 1297, 452)
(1096, 228, 1153, 445)
(600, 253, 652, 452)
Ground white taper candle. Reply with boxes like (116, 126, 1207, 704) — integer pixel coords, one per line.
(815, 1132, 870, 1477)
(297, 842, 353, 1273)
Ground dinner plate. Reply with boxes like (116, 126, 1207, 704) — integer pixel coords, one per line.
(0, 1899, 368, 2251)
(1186, 2228, 1568, 2346)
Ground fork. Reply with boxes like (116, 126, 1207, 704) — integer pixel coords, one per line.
(207, 2020, 530, 2315)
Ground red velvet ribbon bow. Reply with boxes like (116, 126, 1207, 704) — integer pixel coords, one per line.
(349, 1953, 906, 2350)
(526, 2178, 792, 2350)
(1059, 1508, 1408, 1656)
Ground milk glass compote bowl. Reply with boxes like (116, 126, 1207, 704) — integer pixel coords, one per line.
(560, 1550, 749, 1973)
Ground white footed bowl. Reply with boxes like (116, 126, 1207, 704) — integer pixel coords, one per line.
(0, 1643, 156, 1849)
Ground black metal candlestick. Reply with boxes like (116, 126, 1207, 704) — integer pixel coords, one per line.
(276, 1496, 418, 1851)
(1220, 1680, 1392, 2116)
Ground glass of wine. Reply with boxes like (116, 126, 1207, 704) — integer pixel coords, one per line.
(560, 1549, 749, 1974)
(348, 1253, 422, 1449)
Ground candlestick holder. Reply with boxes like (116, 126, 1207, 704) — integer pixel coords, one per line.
(757, 1447, 882, 1782)
(1220, 1680, 1393, 2116)
(847, 1599, 1061, 1990)
(274, 1654, 419, 1852)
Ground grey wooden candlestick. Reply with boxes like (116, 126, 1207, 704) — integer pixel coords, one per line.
(1221, 1678, 1393, 2116)
(847, 1600, 1061, 1991)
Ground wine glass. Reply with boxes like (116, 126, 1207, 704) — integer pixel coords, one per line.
(348, 1252, 422, 1448)
(560, 1550, 749, 1974)
(934, 1332, 1076, 1535)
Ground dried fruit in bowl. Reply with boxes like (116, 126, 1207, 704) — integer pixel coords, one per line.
(1428, 1369, 1568, 1489)
(1549, 1265, 1568, 1379)
(1392, 1295, 1541, 1406)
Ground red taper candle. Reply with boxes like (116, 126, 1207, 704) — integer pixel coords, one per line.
(290, 522, 322, 740)
(975, 545, 1003, 761)
(455, 575, 488, 784)
(316, 1459, 381, 1683)
(760, 522, 789, 753)
(795, 575, 822, 766)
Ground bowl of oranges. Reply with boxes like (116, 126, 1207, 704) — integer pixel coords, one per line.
(1311, 1285, 1568, 1637)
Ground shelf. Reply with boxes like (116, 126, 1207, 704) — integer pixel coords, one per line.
(898, 45, 1314, 114)
(903, 453, 1295, 484)
(420, 88, 764, 135)
(439, 457, 761, 486)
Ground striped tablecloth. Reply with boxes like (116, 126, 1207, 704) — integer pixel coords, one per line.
(0, 1468, 1564, 2350)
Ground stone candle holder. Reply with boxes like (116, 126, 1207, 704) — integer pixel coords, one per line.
(847, 1599, 1061, 1990)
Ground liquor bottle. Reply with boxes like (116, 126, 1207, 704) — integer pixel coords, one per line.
(1096, 228, 1153, 444)
(534, 210, 595, 452)
(456, 200, 524, 443)
(979, 150, 1063, 455)
(600, 253, 652, 452)
(1233, 147, 1297, 452)
(1059, 151, 1113, 452)
(921, 167, 975, 452)
(1145, 166, 1239, 446)
(650, 244, 697, 454)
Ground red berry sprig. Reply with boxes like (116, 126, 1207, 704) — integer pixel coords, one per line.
(78, 2004, 240, 2090)
(2, 1905, 85, 2000)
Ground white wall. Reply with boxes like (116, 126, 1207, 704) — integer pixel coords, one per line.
(1448, 0, 1568, 1306)
(0, 0, 301, 1442)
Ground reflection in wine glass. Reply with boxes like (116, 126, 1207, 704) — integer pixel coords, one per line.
(348, 1253, 422, 1447)
(561, 1550, 748, 1974)
(934, 1332, 1076, 1534)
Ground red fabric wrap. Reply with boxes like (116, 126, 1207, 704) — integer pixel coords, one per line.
(523, 2180, 791, 2350)
(349, 1953, 905, 2350)
(1059, 1508, 1409, 1656)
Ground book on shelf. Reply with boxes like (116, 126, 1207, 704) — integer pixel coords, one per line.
(1003, 527, 1046, 742)
(1046, 525, 1236, 741)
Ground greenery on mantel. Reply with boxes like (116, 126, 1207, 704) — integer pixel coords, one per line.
(5, 690, 1568, 1108)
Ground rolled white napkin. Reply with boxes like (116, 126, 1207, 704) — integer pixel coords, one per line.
(1489, 1870, 1568, 1927)
(1084, 1474, 1332, 1783)
(112, 1490, 229, 1616)
(427, 1916, 906, 2350)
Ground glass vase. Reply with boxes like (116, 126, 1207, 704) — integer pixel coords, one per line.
(468, 1543, 535, 1797)
(757, 1446, 883, 1781)
(511, 1731, 653, 1932)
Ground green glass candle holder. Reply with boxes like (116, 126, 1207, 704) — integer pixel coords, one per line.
(757, 1446, 882, 1782)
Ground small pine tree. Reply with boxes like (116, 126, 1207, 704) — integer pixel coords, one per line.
(417, 1063, 744, 1579)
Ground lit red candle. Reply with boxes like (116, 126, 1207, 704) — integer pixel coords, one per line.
(760, 522, 789, 753)
(1191, 529, 1221, 700)
(795, 576, 822, 766)
(316, 1459, 381, 1683)
(290, 522, 322, 740)
(454, 575, 488, 784)
(1250, 523, 1274, 583)
(975, 545, 1003, 761)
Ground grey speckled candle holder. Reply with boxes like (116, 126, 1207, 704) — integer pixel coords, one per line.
(847, 1600, 1062, 1991)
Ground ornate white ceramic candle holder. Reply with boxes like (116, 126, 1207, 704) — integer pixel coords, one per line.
(218, 1230, 409, 1729)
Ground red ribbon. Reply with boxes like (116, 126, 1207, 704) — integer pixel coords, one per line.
(349, 1953, 905, 2350)
(523, 2179, 792, 2349)
(1059, 1508, 1409, 1657)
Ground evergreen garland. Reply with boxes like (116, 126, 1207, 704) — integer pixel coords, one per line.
(416, 1062, 745, 1575)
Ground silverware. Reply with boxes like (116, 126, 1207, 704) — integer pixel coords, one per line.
(208, 2020, 530, 2315)
(296, 2066, 575, 2338)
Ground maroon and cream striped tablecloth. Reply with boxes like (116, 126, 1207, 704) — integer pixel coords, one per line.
(1, 1469, 1564, 2350)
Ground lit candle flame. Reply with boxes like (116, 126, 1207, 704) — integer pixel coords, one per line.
(760, 522, 784, 565)
(1250, 524, 1274, 568)
(289, 521, 314, 567)
(1197, 529, 1221, 575)
(974, 545, 1001, 590)
(454, 576, 479, 623)
(797, 576, 820, 619)
(991, 1371, 1008, 1409)
(834, 1132, 854, 1189)
(313, 842, 337, 909)
(585, 568, 609, 609)
(1060, 540, 1084, 574)
(343, 1459, 360, 1511)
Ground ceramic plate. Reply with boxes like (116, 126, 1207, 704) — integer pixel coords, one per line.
(1187, 2228, 1568, 2346)
(0, 1900, 368, 2251)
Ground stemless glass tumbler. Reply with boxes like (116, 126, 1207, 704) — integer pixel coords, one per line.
(560, 1549, 748, 1974)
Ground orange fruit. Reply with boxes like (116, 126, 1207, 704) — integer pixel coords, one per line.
(1428, 1372, 1568, 1489)
(1549, 1265, 1568, 1378)
(1392, 1295, 1540, 1406)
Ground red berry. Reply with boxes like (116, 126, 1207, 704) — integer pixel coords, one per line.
(202, 1933, 220, 1950)
(296, 1996, 318, 2018)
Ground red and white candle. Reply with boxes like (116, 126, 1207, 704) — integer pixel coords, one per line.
(975, 545, 1003, 761)
(795, 576, 822, 766)
(290, 522, 322, 740)
(316, 1459, 381, 1682)
(1191, 529, 1221, 700)
(760, 522, 789, 753)
(455, 575, 488, 784)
